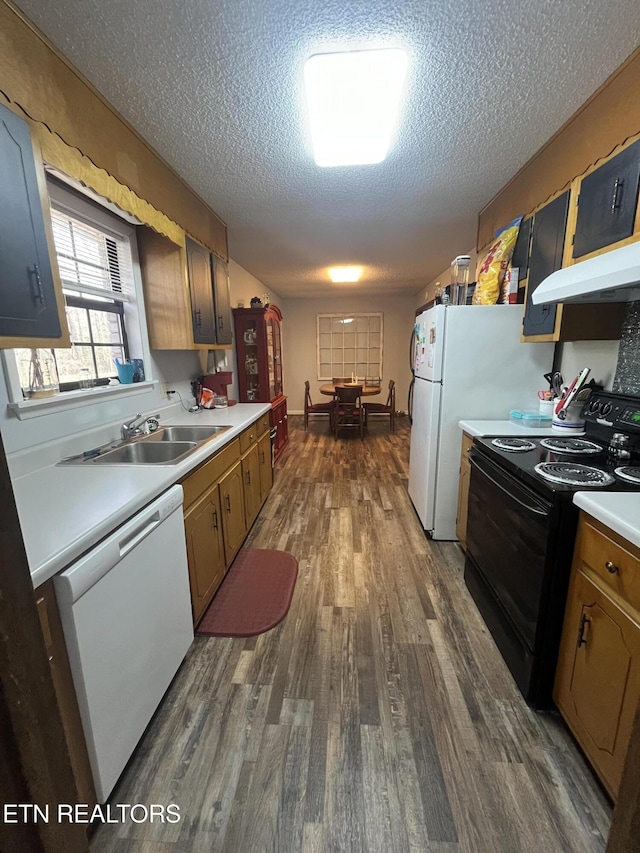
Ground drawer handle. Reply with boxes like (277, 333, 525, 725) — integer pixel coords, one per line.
(31, 264, 45, 305)
(577, 613, 590, 648)
(605, 560, 619, 574)
(611, 178, 623, 213)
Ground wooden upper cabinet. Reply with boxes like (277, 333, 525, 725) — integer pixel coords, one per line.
(138, 227, 233, 350)
(0, 103, 69, 348)
(573, 137, 640, 259)
(138, 226, 193, 350)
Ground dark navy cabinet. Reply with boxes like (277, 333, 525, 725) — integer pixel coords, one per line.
(186, 235, 216, 344)
(0, 103, 67, 343)
(186, 236, 232, 345)
(573, 138, 640, 259)
(523, 191, 569, 338)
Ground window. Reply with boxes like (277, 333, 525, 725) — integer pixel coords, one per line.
(11, 178, 148, 400)
(317, 313, 383, 381)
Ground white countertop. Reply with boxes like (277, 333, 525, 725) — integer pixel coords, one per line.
(10, 403, 271, 588)
(458, 419, 559, 437)
(573, 492, 640, 550)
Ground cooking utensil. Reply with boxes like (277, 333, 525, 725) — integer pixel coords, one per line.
(551, 372, 565, 399)
(556, 368, 590, 419)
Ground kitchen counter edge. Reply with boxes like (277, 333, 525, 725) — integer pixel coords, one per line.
(573, 492, 640, 551)
(458, 419, 559, 438)
(13, 404, 272, 589)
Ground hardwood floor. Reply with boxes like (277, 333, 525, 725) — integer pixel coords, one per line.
(91, 415, 612, 853)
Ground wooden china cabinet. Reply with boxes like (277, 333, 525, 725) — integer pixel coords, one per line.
(233, 304, 288, 461)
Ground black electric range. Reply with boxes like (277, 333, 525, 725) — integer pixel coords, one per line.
(463, 391, 640, 709)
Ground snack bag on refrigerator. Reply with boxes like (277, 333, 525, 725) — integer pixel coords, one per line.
(473, 216, 522, 305)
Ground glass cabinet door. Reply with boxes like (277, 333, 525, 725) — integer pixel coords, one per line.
(266, 317, 276, 400)
(273, 319, 282, 397)
(242, 318, 260, 400)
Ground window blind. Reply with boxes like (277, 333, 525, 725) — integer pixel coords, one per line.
(50, 208, 134, 301)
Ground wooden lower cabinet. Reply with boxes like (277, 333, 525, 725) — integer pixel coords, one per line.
(554, 513, 640, 800)
(181, 416, 273, 625)
(35, 580, 96, 809)
(258, 430, 273, 499)
(219, 459, 247, 563)
(184, 485, 226, 625)
(242, 443, 262, 528)
(456, 432, 473, 549)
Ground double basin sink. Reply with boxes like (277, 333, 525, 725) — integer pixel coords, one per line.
(59, 425, 233, 466)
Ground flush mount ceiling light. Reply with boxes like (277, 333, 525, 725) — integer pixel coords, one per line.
(329, 266, 362, 282)
(304, 48, 408, 167)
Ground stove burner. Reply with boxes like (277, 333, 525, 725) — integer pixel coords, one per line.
(539, 437, 603, 455)
(534, 462, 615, 487)
(491, 438, 537, 452)
(614, 466, 640, 484)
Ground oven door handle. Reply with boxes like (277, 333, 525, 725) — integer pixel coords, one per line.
(471, 455, 549, 517)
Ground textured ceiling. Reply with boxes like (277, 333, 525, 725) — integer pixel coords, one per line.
(12, 0, 640, 297)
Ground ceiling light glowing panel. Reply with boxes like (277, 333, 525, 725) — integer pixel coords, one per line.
(304, 49, 408, 167)
(329, 266, 362, 282)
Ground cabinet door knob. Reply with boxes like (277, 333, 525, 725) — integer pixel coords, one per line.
(212, 509, 218, 530)
(225, 494, 231, 513)
(218, 314, 224, 330)
(577, 612, 590, 648)
(605, 560, 619, 574)
(194, 309, 202, 328)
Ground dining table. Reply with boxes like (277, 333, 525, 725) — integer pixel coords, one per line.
(319, 382, 381, 397)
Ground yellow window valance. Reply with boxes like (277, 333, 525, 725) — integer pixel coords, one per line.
(31, 122, 185, 248)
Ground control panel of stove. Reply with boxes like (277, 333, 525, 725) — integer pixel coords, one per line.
(581, 391, 640, 434)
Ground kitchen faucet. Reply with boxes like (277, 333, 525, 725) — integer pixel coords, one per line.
(121, 413, 160, 440)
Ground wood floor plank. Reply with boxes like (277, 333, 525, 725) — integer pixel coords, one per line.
(89, 416, 611, 853)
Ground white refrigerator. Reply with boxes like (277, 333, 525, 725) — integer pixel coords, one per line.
(408, 304, 554, 539)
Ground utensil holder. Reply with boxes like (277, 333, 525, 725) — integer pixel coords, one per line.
(552, 400, 585, 434)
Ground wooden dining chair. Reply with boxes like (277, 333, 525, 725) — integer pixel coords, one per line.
(333, 384, 364, 439)
(363, 379, 395, 432)
(304, 380, 334, 430)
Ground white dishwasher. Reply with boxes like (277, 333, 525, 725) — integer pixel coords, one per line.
(54, 484, 193, 803)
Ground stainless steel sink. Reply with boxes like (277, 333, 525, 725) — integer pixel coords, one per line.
(151, 425, 231, 443)
(58, 422, 233, 466)
(92, 441, 198, 465)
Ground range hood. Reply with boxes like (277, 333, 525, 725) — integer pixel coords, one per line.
(531, 241, 640, 305)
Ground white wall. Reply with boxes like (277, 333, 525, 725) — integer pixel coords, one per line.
(557, 340, 619, 391)
(0, 350, 201, 456)
(282, 293, 416, 415)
